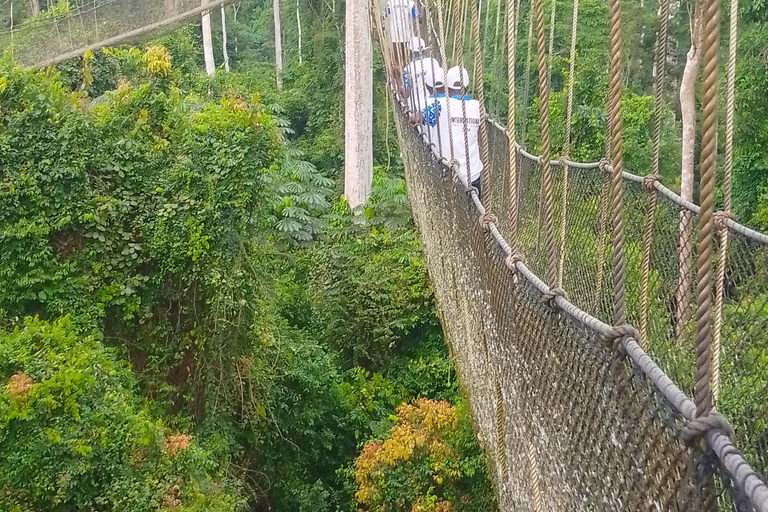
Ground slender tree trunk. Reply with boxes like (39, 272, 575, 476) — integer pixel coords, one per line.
(30, 0, 39, 15)
(232, 4, 238, 54)
(296, 0, 302, 65)
(201, 0, 216, 76)
(164, 0, 174, 16)
(221, 5, 230, 72)
(273, 0, 283, 89)
(344, 0, 372, 208)
(675, 13, 701, 341)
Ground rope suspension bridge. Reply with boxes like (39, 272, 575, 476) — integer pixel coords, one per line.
(2, 0, 768, 509)
(374, 0, 768, 509)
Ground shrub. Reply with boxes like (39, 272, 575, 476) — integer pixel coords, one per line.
(0, 316, 245, 511)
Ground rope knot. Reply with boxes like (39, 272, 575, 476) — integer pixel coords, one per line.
(714, 210, 736, 229)
(505, 252, 526, 271)
(642, 172, 661, 192)
(541, 287, 568, 307)
(681, 411, 735, 446)
(558, 156, 569, 169)
(601, 324, 640, 354)
(479, 212, 498, 231)
(598, 158, 612, 175)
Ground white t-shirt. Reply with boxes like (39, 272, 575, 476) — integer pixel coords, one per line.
(403, 57, 440, 113)
(382, 0, 417, 43)
(421, 94, 483, 185)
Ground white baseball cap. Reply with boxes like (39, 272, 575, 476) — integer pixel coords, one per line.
(446, 66, 470, 89)
(408, 37, 427, 52)
(424, 66, 445, 88)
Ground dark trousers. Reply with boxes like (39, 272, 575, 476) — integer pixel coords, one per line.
(471, 177, 482, 201)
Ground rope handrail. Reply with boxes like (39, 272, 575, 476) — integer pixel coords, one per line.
(486, 114, 768, 244)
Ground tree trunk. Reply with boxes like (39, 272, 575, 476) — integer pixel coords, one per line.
(221, 5, 230, 72)
(296, 0, 302, 65)
(273, 0, 283, 89)
(232, 4, 239, 54)
(343, 0, 372, 208)
(29, 0, 39, 15)
(201, 0, 216, 76)
(675, 15, 701, 341)
(164, 0, 174, 16)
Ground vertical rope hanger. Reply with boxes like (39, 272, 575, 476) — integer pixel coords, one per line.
(451, 0, 475, 190)
(606, 0, 626, 325)
(694, 0, 720, 423)
(435, 0, 459, 173)
(533, 0, 556, 286)
(638, 0, 669, 348)
(520, 8, 534, 144)
(471, 0, 492, 206)
(712, 0, 737, 406)
(507, 0, 520, 254)
(694, 0, 721, 503)
(555, 0, 578, 288)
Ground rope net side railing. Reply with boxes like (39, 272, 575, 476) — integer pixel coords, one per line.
(374, 0, 768, 506)
(0, 0, 236, 68)
(392, 95, 768, 510)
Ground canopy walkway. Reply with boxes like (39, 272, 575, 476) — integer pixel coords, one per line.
(375, 0, 768, 509)
(2, 0, 768, 509)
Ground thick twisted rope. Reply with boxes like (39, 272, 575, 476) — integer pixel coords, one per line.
(547, 0, 556, 75)
(556, 0, 579, 288)
(533, 0, 556, 286)
(507, 0, 519, 253)
(525, 436, 544, 512)
(450, 0, 474, 190)
(435, 0, 458, 173)
(607, 0, 626, 325)
(638, 3, 668, 348)
(696, 0, 721, 506)
(639, 173, 660, 348)
(521, 10, 534, 144)
(471, 0, 491, 206)
(713, 0, 737, 406)
(695, 0, 720, 421)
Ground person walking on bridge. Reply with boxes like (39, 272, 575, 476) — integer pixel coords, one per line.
(382, 0, 418, 79)
(401, 37, 441, 115)
(420, 66, 483, 197)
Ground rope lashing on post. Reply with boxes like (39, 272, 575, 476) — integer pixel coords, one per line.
(541, 286, 568, 308)
(682, 411, 736, 445)
(601, 324, 641, 353)
(479, 211, 498, 231)
(505, 252, 526, 271)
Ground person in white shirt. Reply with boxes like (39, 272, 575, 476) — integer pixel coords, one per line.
(382, 0, 417, 72)
(421, 66, 483, 197)
(401, 37, 441, 115)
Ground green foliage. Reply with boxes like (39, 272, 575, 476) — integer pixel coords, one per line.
(303, 173, 437, 367)
(0, 316, 245, 511)
(354, 399, 495, 512)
